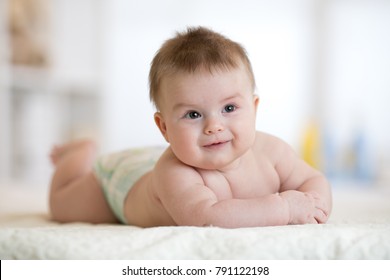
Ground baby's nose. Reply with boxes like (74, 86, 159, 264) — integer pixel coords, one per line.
(204, 117, 224, 135)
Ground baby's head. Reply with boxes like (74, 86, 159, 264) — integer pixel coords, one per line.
(149, 26, 256, 110)
(149, 27, 259, 170)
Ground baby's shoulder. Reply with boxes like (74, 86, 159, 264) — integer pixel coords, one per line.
(253, 131, 296, 161)
(254, 131, 290, 150)
(153, 147, 203, 184)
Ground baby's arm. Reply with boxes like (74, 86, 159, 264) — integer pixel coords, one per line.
(154, 160, 290, 228)
(275, 141, 332, 224)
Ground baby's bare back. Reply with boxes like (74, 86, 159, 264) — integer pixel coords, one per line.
(123, 170, 176, 227)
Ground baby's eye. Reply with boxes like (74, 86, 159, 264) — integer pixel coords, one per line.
(185, 111, 202, 119)
(223, 104, 236, 113)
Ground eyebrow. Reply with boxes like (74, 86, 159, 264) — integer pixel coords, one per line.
(171, 93, 244, 112)
(172, 102, 197, 111)
(222, 93, 244, 102)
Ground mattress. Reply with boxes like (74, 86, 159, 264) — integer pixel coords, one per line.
(1, 181, 389, 259)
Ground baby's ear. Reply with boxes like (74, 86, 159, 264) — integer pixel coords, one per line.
(154, 112, 169, 143)
(253, 95, 260, 112)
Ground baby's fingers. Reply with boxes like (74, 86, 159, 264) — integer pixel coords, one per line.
(307, 216, 319, 224)
(314, 208, 328, 224)
(313, 196, 328, 213)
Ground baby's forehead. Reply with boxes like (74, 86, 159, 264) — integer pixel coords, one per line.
(168, 64, 250, 85)
(163, 69, 228, 93)
(155, 63, 254, 111)
(167, 68, 250, 98)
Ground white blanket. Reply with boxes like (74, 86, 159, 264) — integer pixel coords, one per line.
(1, 183, 389, 259)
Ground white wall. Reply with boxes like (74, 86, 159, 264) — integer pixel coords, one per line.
(321, 0, 390, 181)
(324, 0, 390, 148)
(49, 0, 101, 88)
(0, 0, 11, 180)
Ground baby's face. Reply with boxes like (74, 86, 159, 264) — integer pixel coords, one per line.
(155, 66, 259, 170)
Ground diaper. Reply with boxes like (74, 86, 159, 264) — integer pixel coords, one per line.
(93, 146, 165, 224)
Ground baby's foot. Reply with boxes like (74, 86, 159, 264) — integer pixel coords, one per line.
(49, 144, 67, 166)
(49, 140, 96, 166)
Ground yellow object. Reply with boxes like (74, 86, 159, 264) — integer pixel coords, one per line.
(302, 122, 321, 169)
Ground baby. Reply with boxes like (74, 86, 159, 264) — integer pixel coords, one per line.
(49, 27, 332, 228)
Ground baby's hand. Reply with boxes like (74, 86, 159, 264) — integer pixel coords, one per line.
(279, 190, 328, 224)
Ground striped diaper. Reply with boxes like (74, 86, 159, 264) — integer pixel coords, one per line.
(93, 146, 165, 224)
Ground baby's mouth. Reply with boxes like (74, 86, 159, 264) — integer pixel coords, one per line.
(203, 140, 230, 148)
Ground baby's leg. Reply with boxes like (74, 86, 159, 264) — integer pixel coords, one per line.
(49, 139, 118, 223)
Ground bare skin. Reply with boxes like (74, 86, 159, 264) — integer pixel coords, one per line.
(49, 67, 332, 227)
(49, 140, 117, 224)
(125, 131, 331, 227)
(49, 132, 331, 227)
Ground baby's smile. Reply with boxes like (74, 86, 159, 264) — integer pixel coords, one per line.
(203, 140, 231, 149)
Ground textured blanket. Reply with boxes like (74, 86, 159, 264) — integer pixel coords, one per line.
(1, 183, 389, 259)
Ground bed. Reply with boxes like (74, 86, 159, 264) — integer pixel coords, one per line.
(1, 181, 389, 259)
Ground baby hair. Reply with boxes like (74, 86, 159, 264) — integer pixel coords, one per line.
(149, 26, 255, 110)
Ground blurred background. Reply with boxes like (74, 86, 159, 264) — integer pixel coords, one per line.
(0, 0, 389, 189)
